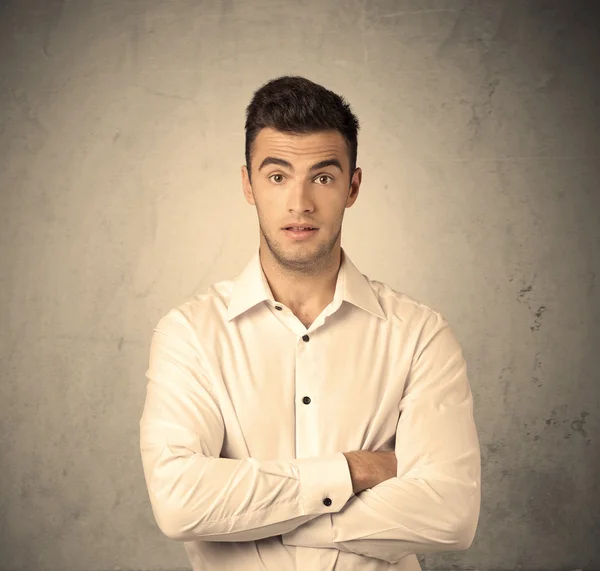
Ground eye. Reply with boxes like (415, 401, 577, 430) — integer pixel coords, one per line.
(316, 175, 333, 184)
(268, 174, 333, 185)
(269, 174, 285, 184)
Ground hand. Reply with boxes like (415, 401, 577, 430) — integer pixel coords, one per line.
(371, 450, 397, 484)
(343, 450, 397, 494)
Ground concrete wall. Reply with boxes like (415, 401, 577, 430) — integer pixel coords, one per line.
(1, 0, 599, 569)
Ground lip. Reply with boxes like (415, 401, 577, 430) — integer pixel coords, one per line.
(283, 228, 318, 240)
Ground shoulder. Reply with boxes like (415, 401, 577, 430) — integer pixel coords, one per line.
(367, 276, 445, 327)
(154, 276, 234, 334)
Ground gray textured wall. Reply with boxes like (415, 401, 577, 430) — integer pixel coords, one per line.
(1, 0, 599, 570)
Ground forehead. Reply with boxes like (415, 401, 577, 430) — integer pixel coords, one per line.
(253, 127, 347, 160)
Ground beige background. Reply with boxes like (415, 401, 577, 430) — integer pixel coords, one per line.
(1, 0, 599, 569)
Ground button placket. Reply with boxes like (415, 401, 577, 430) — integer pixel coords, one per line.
(295, 327, 318, 464)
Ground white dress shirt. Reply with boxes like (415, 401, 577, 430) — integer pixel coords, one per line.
(139, 247, 481, 570)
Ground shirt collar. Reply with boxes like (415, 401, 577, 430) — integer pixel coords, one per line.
(226, 247, 386, 322)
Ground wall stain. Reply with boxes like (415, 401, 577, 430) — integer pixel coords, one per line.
(543, 408, 591, 443)
(568, 411, 589, 439)
(530, 305, 547, 332)
(530, 351, 542, 387)
(467, 77, 500, 140)
(517, 284, 532, 300)
(486, 441, 506, 454)
(482, 441, 507, 468)
(513, 277, 547, 331)
(544, 407, 567, 427)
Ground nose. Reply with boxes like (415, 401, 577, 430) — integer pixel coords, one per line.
(287, 181, 315, 214)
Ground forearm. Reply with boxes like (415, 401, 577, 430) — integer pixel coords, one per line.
(283, 446, 479, 562)
(141, 439, 354, 543)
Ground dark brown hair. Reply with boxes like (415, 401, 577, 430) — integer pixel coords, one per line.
(244, 76, 360, 186)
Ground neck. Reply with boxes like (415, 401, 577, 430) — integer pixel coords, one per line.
(259, 245, 342, 312)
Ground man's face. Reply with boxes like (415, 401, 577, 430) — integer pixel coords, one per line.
(241, 127, 361, 274)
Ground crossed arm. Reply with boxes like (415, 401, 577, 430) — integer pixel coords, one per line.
(140, 309, 480, 564)
(280, 312, 481, 563)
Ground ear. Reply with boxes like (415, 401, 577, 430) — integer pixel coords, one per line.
(346, 167, 362, 207)
(241, 165, 256, 205)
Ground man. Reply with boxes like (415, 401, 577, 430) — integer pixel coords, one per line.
(139, 75, 481, 570)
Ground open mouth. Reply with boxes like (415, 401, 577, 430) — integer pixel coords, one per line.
(283, 228, 318, 238)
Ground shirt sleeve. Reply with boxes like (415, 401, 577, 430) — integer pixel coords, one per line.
(281, 311, 481, 564)
(139, 309, 354, 543)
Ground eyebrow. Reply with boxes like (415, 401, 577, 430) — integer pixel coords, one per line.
(257, 156, 344, 173)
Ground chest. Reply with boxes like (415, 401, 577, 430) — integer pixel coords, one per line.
(207, 313, 414, 460)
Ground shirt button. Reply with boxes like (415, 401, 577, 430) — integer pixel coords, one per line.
(302, 334, 310, 342)
(302, 396, 311, 404)
(275, 305, 282, 310)
(323, 497, 332, 506)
